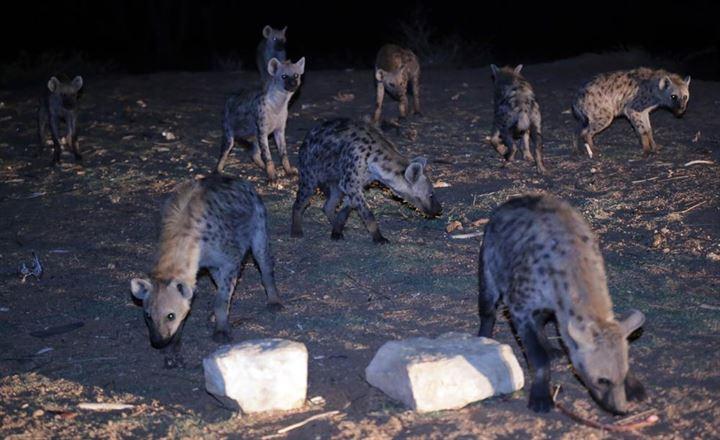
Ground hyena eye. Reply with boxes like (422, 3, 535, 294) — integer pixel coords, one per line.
(293, 74, 299, 79)
(167, 313, 175, 321)
(597, 378, 611, 387)
(281, 74, 288, 80)
(671, 94, 678, 101)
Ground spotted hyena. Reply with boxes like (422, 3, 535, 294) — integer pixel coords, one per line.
(37, 75, 84, 165)
(478, 194, 646, 414)
(372, 44, 421, 124)
(256, 25, 287, 84)
(216, 57, 305, 181)
(489, 64, 546, 173)
(290, 118, 442, 243)
(573, 67, 690, 157)
(130, 174, 282, 368)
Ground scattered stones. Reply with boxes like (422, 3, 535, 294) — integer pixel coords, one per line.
(204, 339, 308, 413)
(366, 332, 524, 412)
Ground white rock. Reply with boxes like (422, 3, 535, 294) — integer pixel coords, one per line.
(203, 338, 308, 413)
(365, 332, 524, 412)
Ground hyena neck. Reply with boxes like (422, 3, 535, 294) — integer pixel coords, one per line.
(263, 85, 293, 112)
(368, 149, 408, 190)
(152, 233, 200, 289)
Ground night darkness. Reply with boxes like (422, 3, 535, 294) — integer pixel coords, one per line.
(2, 0, 720, 82)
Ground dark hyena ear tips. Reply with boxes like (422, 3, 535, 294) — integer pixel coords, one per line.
(263, 25, 273, 38)
(404, 162, 423, 184)
(411, 156, 428, 168)
(47, 76, 60, 92)
(684, 75, 691, 86)
(620, 309, 645, 338)
(514, 64, 523, 74)
(490, 64, 499, 77)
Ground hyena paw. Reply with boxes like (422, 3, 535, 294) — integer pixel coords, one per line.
(212, 330, 232, 344)
(330, 231, 344, 241)
(528, 384, 553, 413)
(290, 227, 304, 238)
(285, 166, 299, 176)
(267, 302, 284, 312)
(373, 235, 390, 245)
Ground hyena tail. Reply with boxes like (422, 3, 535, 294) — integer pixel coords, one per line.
(571, 101, 588, 127)
(516, 112, 531, 132)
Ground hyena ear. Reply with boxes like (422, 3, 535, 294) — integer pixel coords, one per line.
(658, 76, 670, 90)
(567, 319, 595, 349)
(375, 69, 385, 82)
(47, 76, 60, 92)
(490, 64, 499, 78)
(267, 58, 281, 76)
(404, 162, 424, 184)
(281, 26, 287, 36)
(72, 76, 83, 91)
(411, 156, 428, 169)
(514, 64, 524, 75)
(295, 57, 306, 75)
(130, 278, 152, 302)
(262, 25, 273, 39)
(174, 280, 194, 301)
(684, 75, 691, 86)
(619, 309, 645, 338)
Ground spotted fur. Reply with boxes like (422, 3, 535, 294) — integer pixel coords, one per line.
(37, 75, 84, 165)
(290, 118, 441, 243)
(489, 65, 546, 174)
(478, 194, 646, 414)
(130, 174, 282, 368)
(216, 57, 306, 181)
(573, 67, 691, 157)
(372, 44, 421, 123)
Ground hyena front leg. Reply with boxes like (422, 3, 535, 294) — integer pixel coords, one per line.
(251, 225, 283, 311)
(36, 109, 48, 158)
(255, 131, 277, 181)
(411, 73, 422, 116)
(352, 192, 388, 244)
(273, 127, 297, 175)
(521, 131, 534, 161)
(321, 184, 343, 223)
(372, 82, 385, 124)
(531, 123, 547, 174)
(398, 92, 409, 119)
(209, 264, 240, 343)
(331, 199, 353, 241)
(48, 114, 63, 165)
(500, 129, 518, 162)
(67, 114, 82, 163)
(477, 247, 499, 337)
(518, 316, 553, 412)
(489, 129, 509, 157)
(626, 109, 656, 155)
(163, 320, 186, 369)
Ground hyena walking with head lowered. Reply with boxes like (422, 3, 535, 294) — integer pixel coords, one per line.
(130, 175, 282, 368)
(291, 118, 442, 244)
(256, 25, 287, 84)
(216, 57, 305, 181)
(37, 75, 84, 165)
(573, 67, 690, 158)
(478, 194, 646, 414)
(372, 44, 421, 124)
(489, 65, 546, 173)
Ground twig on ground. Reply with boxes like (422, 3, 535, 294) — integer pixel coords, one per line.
(684, 160, 714, 167)
(450, 232, 484, 239)
(276, 410, 341, 435)
(631, 176, 659, 185)
(77, 402, 135, 411)
(679, 200, 706, 214)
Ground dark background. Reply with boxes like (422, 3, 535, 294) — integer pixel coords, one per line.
(1, 0, 719, 82)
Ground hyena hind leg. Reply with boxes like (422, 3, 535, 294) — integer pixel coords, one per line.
(518, 318, 553, 413)
(251, 227, 283, 310)
(477, 250, 499, 337)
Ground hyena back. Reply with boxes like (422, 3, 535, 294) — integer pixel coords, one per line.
(291, 118, 441, 243)
(130, 174, 282, 368)
(256, 25, 287, 84)
(373, 44, 421, 123)
(573, 67, 690, 157)
(37, 75, 84, 165)
(216, 57, 305, 181)
(478, 194, 645, 413)
(489, 64, 546, 173)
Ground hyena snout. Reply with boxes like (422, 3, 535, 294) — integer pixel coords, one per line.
(284, 77, 300, 92)
(424, 195, 443, 218)
(594, 383, 630, 415)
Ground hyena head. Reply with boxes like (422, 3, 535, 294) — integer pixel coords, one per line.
(657, 74, 691, 117)
(130, 278, 194, 349)
(267, 57, 305, 92)
(375, 69, 407, 98)
(566, 310, 645, 414)
(392, 157, 442, 218)
(490, 64, 523, 82)
(262, 25, 287, 52)
(48, 76, 83, 109)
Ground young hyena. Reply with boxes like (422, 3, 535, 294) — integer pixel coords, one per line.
(291, 118, 442, 244)
(573, 67, 690, 158)
(37, 75, 84, 165)
(216, 57, 305, 181)
(478, 194, 646, 414)
(256, 25, 287, 84)
(489, 64, 546, 174)
(372, 44, 421, 124)
(130, 174, 282, 368)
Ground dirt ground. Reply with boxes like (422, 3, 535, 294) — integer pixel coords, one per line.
(1, 52, 719, 439)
